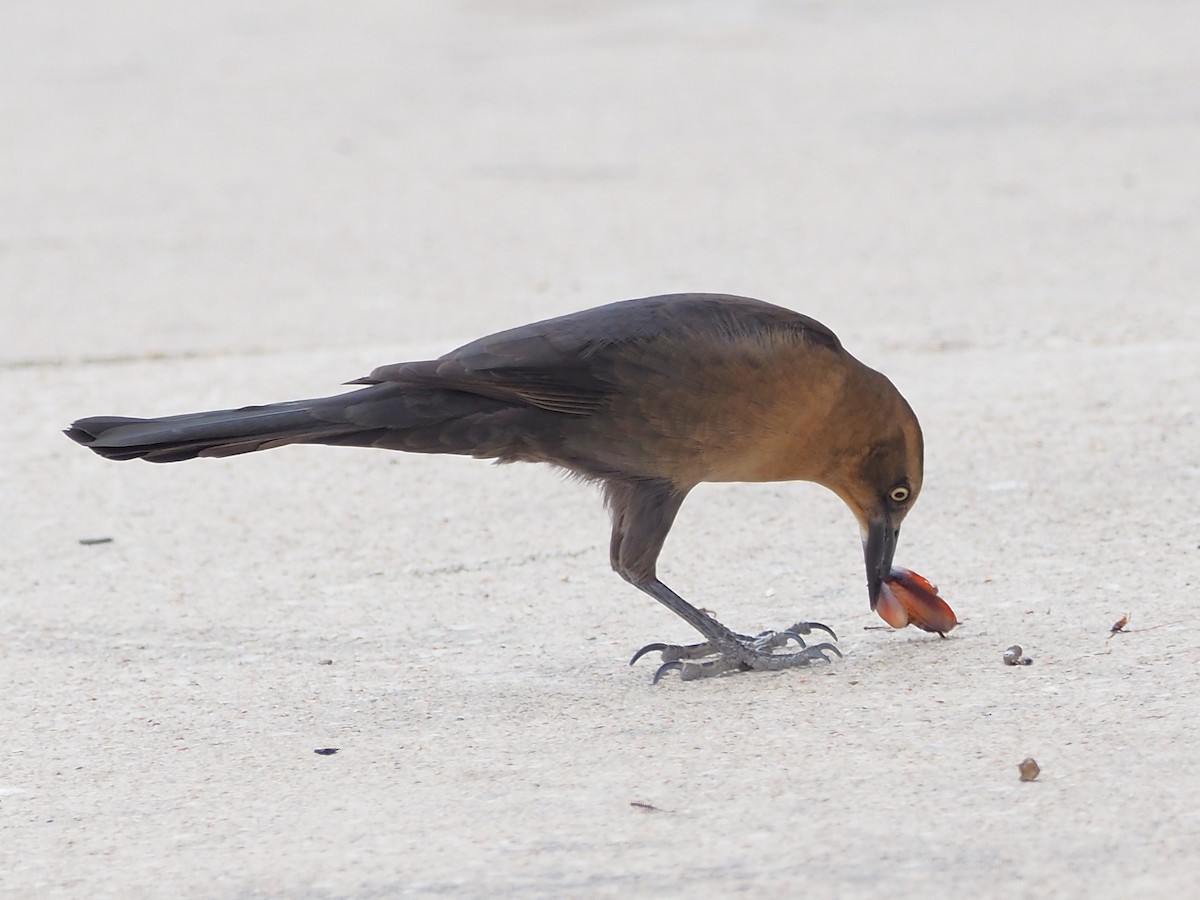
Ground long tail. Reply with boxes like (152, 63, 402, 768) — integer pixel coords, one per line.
(65, 383, 538, 463)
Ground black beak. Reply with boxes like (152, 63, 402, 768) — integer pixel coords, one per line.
(864, 514, 898, 610)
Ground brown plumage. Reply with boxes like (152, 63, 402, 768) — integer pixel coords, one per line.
(66, 293, 923, 681)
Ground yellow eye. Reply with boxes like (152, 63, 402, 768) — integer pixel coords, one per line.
(889, 485, 910, 504)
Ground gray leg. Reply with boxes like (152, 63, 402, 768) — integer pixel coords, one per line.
(605, 479, 841, 682)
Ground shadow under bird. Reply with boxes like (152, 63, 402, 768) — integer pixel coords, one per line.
(66, 293, 926, 681)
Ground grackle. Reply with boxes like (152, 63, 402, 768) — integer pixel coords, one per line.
(67, 294, 923, 681)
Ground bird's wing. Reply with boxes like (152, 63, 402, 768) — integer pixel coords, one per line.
(349, 294, 839, 416)
(351, 337, 613, 416)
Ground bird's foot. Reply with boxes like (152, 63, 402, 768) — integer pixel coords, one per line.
(629, 621, 841, 683)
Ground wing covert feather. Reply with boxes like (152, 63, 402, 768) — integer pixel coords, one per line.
(350, 294, 839, 416)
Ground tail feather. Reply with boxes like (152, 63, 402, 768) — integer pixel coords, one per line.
(66, 397, 366, 463)
(65, 383, 559, 464)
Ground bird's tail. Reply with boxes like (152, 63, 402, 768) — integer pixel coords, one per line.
(66, 382, 555, 464)
(65, 394, 375, 463)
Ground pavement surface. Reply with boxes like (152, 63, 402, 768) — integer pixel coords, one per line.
(3, 1, 1199, 896)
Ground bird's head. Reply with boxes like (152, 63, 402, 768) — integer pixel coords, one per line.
(825, 369, 924, 611)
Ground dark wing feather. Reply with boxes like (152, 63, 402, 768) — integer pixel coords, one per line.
(348, 294, 839, 415)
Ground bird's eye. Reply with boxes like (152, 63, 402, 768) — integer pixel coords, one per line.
(889, 485, 910, 504)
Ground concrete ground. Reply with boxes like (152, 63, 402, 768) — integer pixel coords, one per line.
(3, 1, 1198, 896)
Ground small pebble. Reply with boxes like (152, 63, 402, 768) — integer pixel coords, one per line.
(1018, 758, 1040, 781)
(1003, 645, 1033, 666)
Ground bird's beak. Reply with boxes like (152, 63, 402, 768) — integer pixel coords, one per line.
(864, 513, 898, 610)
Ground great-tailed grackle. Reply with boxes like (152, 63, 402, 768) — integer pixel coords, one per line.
(66, 293, 923, 681)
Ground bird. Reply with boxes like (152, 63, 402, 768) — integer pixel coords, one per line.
(66, 293, 923, 681)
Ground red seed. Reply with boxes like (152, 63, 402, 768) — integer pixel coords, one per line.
(878, 566, 959, 635)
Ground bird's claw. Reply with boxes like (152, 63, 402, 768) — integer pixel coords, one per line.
(632, 626, 842, 682)
(629, 619, 837, 669)
(799, 642, 842, 664)
(652, 661, 684, 684)
(629, 642, 670, 666)
(784, 620, 839, 643)
(631, 639, 722, 665)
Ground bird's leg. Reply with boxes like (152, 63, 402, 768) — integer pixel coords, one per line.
(605, 479, 840, 683)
